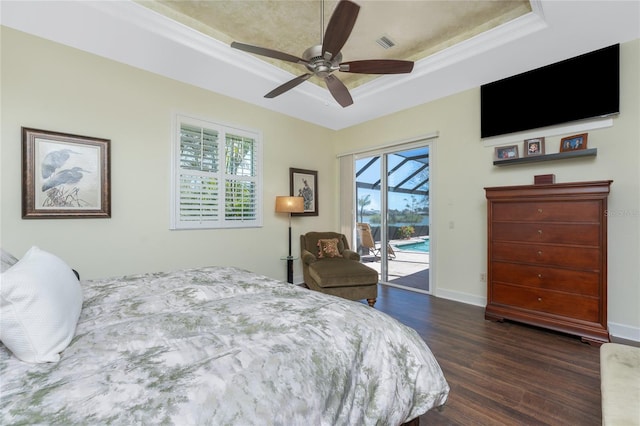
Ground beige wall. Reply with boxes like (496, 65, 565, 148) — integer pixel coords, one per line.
(0, 27, 335, 282)
(1, 27, 638, 340)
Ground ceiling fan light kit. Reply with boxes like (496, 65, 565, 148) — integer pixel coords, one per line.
(230, 0, 414, 108)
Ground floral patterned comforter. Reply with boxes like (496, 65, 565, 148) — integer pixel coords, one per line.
(0, 266, 449, 425)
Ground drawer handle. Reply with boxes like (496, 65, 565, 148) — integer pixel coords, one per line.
(537, 250, 543, 256)
(537, 297, 542, 302)
(537, 274, 543, 279)
(537, 208, 543, 213)
(537, 229, 543, 235)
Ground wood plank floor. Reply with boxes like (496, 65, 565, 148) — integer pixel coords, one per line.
(373, 285, 604, 426)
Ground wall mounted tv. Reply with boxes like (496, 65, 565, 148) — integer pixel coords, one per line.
(481, 44, 619, 139)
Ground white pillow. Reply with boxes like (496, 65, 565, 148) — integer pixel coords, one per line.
(0, 246, 82, 363)
(1, 248, 18, 273)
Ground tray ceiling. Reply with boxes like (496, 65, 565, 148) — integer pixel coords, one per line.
(137, 0, 531, 89)
(1, 1, 639, 130)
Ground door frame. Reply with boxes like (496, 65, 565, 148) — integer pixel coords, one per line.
(351, 136, 437, 295)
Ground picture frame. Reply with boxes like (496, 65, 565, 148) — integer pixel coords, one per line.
(290, 167, 318, 216)
(524, 137, 545, 157)
(560, 133, 588, 152)
(494, 145, 519, 161)
(22, 127, 111, 219)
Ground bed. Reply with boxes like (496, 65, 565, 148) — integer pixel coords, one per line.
(0, 247, 449, 425)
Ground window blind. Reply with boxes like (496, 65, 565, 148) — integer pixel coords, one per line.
(171, 115, 262, 229)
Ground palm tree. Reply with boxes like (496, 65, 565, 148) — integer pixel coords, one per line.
(358, 194, 371, 223)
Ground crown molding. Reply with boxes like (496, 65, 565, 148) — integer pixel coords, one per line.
(2, 0, 638, 130)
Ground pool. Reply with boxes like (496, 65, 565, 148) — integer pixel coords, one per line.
(393, 238, 430, 253)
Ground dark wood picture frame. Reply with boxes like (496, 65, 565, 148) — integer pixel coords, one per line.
(524, 137, 545, 157)
(22, 127, 111, 219)
(290, 167, 318, 216)
(560, 133, 588, 152)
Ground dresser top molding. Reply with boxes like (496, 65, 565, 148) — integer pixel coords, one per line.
(485, 180, 613, 199)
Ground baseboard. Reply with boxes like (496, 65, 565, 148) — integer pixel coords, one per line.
(608, 322, 640, 343)
(293, 273, 304, 286)
(434, 288, 486, 307)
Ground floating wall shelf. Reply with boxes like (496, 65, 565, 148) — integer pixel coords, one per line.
(493, 148, 597, 166)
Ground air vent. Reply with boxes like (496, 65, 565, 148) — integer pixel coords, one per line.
(376, 35, 396, 49)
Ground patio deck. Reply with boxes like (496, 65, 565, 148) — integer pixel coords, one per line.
(361, 239, 429, 293)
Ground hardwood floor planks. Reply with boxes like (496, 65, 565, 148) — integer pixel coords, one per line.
(373, 285, 604, 425)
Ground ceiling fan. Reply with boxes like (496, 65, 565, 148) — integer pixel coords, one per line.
(230, 0, 414, 107)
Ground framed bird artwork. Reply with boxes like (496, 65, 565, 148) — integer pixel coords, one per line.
(22, 128, 111, 218)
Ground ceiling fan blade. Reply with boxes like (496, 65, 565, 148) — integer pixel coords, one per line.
(231, 41, 307, 65)
(322, 0, 360, 61)
(264, 73, 313, 99)
(324, 74, 353, 107)
(340, 60, 414, 74)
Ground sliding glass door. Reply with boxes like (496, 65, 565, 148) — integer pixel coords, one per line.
(354, 144, 431, 294)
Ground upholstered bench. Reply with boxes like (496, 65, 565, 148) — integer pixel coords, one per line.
(600, 343, 640, 425)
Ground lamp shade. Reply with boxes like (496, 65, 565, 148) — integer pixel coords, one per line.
(275, 196, 304, 213)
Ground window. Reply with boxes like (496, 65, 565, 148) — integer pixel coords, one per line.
(171, 114, 262, 229)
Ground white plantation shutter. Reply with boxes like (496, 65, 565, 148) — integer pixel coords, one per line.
(224, 133, 257, 222)
(179, 173, 219, 222)
(171, 115, 262, 229)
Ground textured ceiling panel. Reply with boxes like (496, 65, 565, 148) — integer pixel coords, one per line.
(137, 0, 531, 88)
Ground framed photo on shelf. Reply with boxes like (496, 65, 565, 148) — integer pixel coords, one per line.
(524, 137, 545, 157)
(494, 145, 519, 161)
(22, 127, 111, 219)
(290, 167, 318, 216)
(560, 133, 588, 152)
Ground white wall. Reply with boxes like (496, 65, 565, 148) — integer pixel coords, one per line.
(0, 27, 335, 282)
(335, 40, 640, 341)
(2, 27, 638, 341)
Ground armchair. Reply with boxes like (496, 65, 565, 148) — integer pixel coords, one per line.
(300, 231, 378, 307)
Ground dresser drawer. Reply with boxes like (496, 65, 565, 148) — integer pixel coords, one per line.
(492, 201, 600, 222)
(491, 261, 599, 297)
(492, 242, 600, 270)
(491, 282, 599, 322)
(491, 222, 599, 245)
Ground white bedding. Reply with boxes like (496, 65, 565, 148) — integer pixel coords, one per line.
(0, 266, 449, 425)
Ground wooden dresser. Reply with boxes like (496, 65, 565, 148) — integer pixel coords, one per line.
(485, 180, 612, 345)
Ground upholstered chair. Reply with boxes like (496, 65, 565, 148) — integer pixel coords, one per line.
(300, 231, 378, 307)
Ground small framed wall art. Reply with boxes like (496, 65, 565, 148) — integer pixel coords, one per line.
(290, 167, 318, 216)
(494, 145, 519, 161)
(524, 137, 545, 157)
(560, 133, 588, 152)
(22, 127, 111, 219)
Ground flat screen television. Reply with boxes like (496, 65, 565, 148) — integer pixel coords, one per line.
(480, 44, 619, 139)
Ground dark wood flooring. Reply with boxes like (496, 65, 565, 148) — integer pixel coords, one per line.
(374, 285, 604, 426)
(389, 267, 429, 292)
